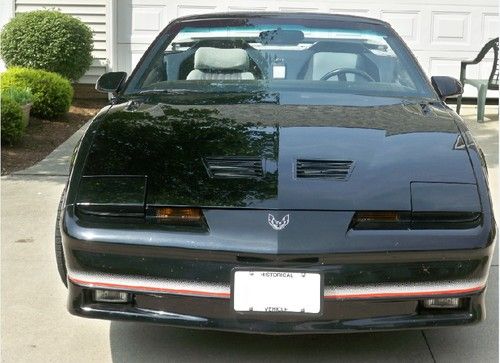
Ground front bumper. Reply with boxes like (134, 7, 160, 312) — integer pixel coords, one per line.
(68, 281, 485, 334)
(63, 234, 493, 334)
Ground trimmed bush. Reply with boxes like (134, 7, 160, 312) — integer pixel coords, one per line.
(1, 67, 73, 119)
(0, 10, 93, 81)
(1, 95, 25, 145)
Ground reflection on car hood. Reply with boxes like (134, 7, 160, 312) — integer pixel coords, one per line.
(81, 98, 475, 210)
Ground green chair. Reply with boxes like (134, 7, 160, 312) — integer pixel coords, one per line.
(456, 37, 498, 122)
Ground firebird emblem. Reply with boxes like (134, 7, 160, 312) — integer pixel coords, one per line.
(268, 214, 290, 231)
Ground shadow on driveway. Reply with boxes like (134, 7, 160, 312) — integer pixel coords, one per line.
(109, 324, 432, 363)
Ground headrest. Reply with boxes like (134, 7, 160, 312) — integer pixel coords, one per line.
(194, 47, 250, 71)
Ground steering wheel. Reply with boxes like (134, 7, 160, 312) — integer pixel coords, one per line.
(320, 68, 375, 82)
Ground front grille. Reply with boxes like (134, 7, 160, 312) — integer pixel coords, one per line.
(296, 159, 354, 180)
(204, 157, 263, 179)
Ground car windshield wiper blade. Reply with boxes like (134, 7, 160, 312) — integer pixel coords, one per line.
(133, 89, 198, 95)
(400, 96, 437, 104)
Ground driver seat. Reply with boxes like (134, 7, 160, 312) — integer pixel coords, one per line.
(187, 47, 255, 80)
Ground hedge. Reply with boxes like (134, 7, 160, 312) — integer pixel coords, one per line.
(1, 67, 73, 119)
(1, 95, 25, 145)
(0, 10, 93, 81)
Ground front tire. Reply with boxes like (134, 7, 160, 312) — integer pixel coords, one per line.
(55, 191, 68, 287)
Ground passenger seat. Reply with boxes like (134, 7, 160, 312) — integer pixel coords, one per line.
(186, 47, 255, 80)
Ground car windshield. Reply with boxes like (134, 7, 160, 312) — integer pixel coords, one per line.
(124, 16, 435, 101)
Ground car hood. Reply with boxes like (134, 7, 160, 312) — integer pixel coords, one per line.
(80, 97, 476, 211)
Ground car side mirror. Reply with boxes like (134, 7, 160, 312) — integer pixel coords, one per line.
(96, 72, 127, 94)
(431, 76, 463, 100)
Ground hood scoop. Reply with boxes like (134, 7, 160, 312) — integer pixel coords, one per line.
(296, 159, 354, 180)
(204, 157, 263, 179)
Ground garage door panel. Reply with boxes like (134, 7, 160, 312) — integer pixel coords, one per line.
(482, 13, 500, 42)
(117, 2, 167, 44)
(431, 11, 472, 46)
(133, 7, 163, 31)
(381, 10, 422, 47)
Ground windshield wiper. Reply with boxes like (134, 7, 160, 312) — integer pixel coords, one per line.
(133, 88, 199, 96)
(400, 97, 440, 115)
(400, 96, 437, 105)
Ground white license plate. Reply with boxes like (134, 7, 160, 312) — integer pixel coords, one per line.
(232, 270, 322, 314)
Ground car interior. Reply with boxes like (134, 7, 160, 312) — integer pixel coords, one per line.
(139, 29, 416, 91)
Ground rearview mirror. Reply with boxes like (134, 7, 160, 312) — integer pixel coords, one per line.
(431, 76, 463, 100)
(259, 29, 304, 45)
(96, 72, 127, 94)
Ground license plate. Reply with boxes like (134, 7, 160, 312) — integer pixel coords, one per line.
(232, 270, 322, 314)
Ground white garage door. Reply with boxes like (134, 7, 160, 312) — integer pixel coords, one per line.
(116, 0, 499, 97)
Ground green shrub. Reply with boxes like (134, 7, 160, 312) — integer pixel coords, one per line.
(0, 10, 93, 81)
(2, 86, 33, 105)
(1, 67, 73, 119)
(1, 95, 25, 145)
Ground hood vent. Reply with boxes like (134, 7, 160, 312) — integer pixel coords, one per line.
(296, 159, 354, 180)
(204, 157, 263, 179)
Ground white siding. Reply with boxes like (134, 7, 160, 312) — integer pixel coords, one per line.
(116, 0, 499, 97)
(15, 0, 108, 83)
(0, 0, 15, 71)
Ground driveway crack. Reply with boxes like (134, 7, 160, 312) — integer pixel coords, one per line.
(421, 330, 436, 363)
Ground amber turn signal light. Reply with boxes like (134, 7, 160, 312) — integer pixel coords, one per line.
(354, 211, 401, 222)
(153, 207, 203, 224)
(351, 211, 410, 230)
(351, 211, 481, 230)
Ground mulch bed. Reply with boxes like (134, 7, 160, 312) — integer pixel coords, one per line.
(1, 99, 107, 175)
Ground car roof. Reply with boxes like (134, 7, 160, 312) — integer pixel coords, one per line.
(174, 11, 390, 27)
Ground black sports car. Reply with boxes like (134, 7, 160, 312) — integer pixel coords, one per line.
(56, 12, 496, 334)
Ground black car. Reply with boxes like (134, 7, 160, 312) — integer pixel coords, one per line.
(56, 12, 496, 334)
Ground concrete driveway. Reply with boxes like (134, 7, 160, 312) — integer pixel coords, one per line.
(1, 105, 498, 362)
